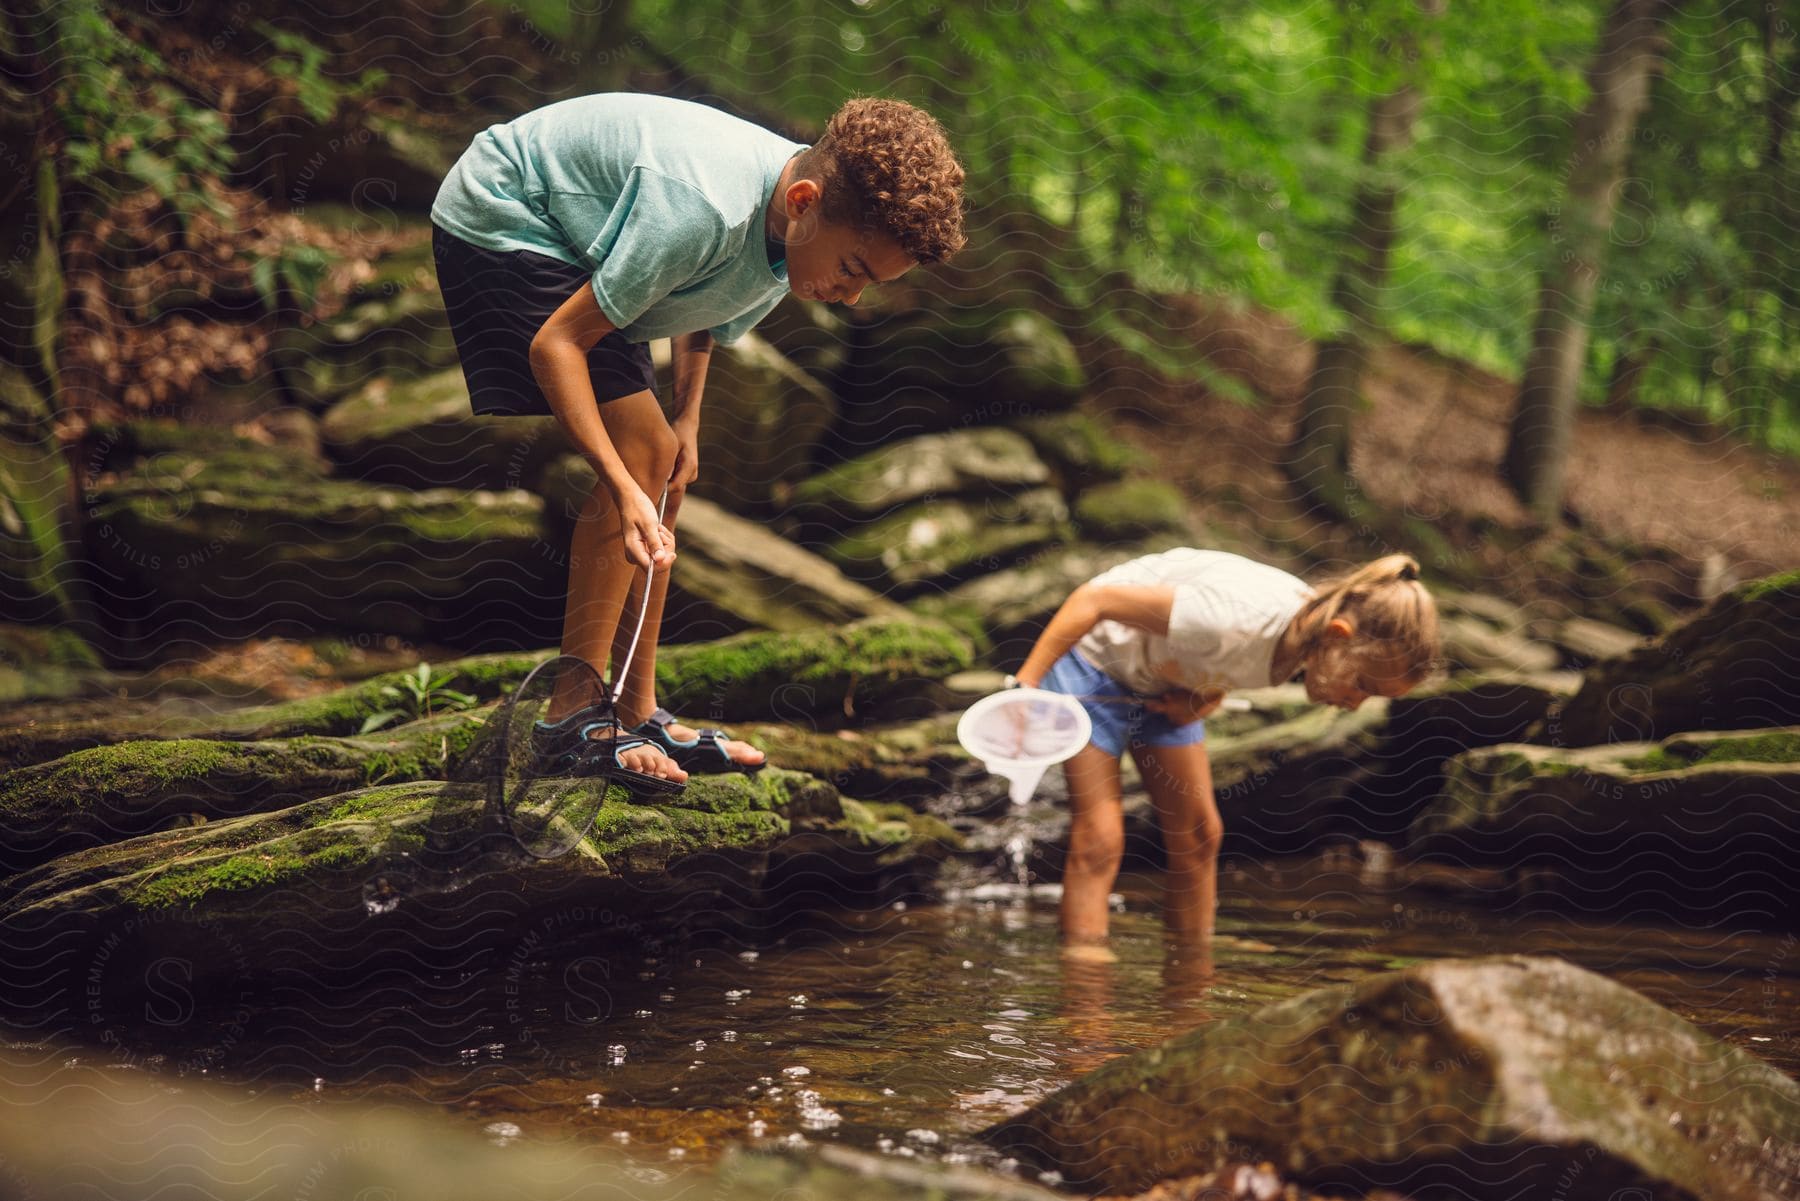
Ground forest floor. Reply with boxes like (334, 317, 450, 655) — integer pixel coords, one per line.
(1094, 294, 1800, 593)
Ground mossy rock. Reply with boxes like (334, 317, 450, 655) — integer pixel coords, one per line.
(0, 651, 548, 769)
(82, 431, 562, 651)
(1556, 571, 1800, 744)
(653, 618, 975, 725)
(789, 427, 1052, 526)
(0, 622, 107, 705)
(1012, 410, 1135, 489)
(732, 712, 973, 802)
(268, 284, 457, 411)
(983, 955, 1800, 1199)
(822, 488, 1072, 593)
(1071, 479, 1192, 542)
(320, 368, 572, 491)
(0, 708, 492, 874)
(1409, 729, 1800, 923)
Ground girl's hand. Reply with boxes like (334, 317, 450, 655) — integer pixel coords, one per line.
(1144, 688, 1224, 725)
(616, 482, 675, 571)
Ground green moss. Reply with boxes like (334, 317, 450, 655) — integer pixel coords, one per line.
(1623, 731, 1800, 772)
(1015, 411, 1135, 484)
(1733, 570, 1800, 604)
(1073, 479, 1191, 541)
(0, 739, 239, 818)
(127, 841, 375, 909)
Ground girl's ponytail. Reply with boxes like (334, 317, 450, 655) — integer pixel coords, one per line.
(1292, 553, 1439, 676)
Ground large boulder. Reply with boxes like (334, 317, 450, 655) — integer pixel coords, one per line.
(81, 423, 566, 652)
(0, 766, 956, 997)
(1555, 572, 1800, 744)
(983, 955, 1800, 1199)
(830, 307, 1085, 449)
(822, 487, 1072, 595)
(1408, 728, 1800, 923)
(320, 368, 572, 491)
(0, 708, 490, 875)
(659, 493, 911, 639)
(691, 331, 838, 512)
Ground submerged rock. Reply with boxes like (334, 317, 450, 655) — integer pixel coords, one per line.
(983, 955, 1800, 1199)
(1556, 571, 1800, 744)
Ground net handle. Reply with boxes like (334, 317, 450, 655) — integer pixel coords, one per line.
(606, 484, 668, 709)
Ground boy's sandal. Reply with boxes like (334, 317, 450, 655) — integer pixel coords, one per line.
(571, 732, 687, 797)
(631, 706, 765, 775)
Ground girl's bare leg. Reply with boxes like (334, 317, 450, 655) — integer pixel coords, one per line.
(1060, 743, 1127, 950)
(1132, 740, 1222, 944)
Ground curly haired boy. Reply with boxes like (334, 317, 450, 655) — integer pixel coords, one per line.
(431, 94, 965, 790)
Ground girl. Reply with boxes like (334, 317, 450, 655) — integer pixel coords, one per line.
(1010, 549, 1438, 955)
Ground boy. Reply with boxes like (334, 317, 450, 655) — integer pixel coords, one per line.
(431, 94, 965, 790)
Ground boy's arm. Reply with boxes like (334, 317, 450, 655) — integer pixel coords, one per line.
(529, 282, 673, 570)
(668, 330, 715, 498)
(1014, 584, 1175, 687)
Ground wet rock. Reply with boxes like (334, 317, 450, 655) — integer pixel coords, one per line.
(790, 427, 1053, 529)
(983, 955, 1800, 1200)
(1408, 728, 1800, 923)
(695, 331, 839, 512)
(822, 487, 1072, 594)
(1555, 571, 1800, 744)
(719, 1143, 1066, 1201)
(0, 765, 952, 995)
(1072, 479, 1193, 542)
(320, 368, 571, 491)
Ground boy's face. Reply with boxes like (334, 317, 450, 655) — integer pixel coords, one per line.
(779, 178, 916, 306)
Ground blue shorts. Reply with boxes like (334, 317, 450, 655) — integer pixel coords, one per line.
(1038, 649, 1206, 758)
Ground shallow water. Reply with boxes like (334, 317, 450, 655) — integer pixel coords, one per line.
(34, 853, 1800, 1184)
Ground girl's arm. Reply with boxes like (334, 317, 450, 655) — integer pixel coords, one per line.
(529, 283, 672, 571)
(1014, 583, 1176, 687)
(668, 330, 714, 499)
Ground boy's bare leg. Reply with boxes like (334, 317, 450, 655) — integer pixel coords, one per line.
(1060, 743, 1126, 954)
(611, 488, 765, 767)
(1134, 741, 1222, 944)
(548, 390, 686, 783)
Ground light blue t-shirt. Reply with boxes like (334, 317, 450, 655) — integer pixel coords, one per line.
(431, 93, 803, 345)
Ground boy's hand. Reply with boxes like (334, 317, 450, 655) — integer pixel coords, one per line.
(617, 483, 676, 572)
(1144, 688, 1224, 725)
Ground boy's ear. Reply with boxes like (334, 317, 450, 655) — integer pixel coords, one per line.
(784, 177, 822, 217)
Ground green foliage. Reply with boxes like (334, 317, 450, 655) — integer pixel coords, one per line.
(254, 21, 388, 123)
(358, 663, 478, 734)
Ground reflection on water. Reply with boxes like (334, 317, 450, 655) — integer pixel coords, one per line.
(30, 855, 1800, 1176)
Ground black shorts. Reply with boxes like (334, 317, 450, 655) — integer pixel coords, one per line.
(432, 223, 657, 418)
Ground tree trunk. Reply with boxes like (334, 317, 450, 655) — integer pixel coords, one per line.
(1503, 0, 1681, 518)
(1286, 84, 1422, 514)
